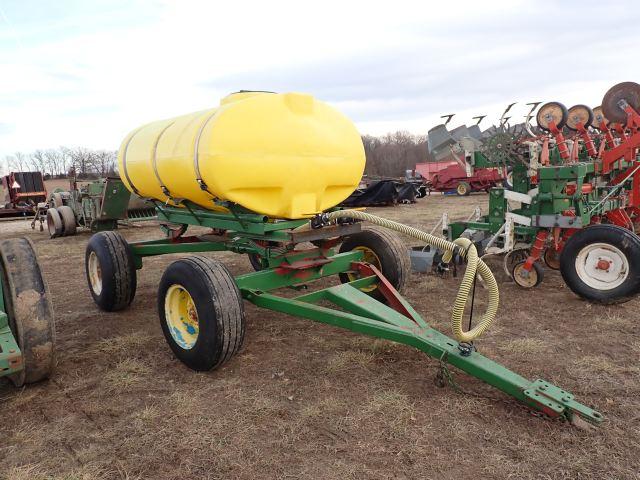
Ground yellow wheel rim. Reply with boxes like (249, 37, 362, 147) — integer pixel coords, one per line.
(88, 251, 102, 295)
(164, 284, 199, 350)
(347, 246, 381, 292)
(457, 184, 466, 195)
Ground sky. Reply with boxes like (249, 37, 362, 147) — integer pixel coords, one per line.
(1, 0, 639, 169)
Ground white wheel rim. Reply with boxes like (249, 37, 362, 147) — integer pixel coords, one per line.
(575, 242, 629, 290)
(88, 251, 103, 295)
(164, 284, 199, 350)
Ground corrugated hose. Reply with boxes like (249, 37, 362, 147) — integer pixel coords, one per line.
(308, 210, 499, 342)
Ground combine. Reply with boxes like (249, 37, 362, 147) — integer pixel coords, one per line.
(83, 90, 602, 426)
(443, 82, 640, 304)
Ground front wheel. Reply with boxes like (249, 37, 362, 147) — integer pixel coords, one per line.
(158, 256, 245, 371)
(560, 224, 640, 304)
(338, 228, 410, 298)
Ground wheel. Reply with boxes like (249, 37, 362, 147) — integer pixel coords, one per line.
(57, 205, 77, 236)
(543, 247, 561, 270)
(51, 192, 64, 208)
(537, 102, 569, 131)
(592, 106, 609, 129)
(338, 227, 410, 298)
(456, 182, 471, 196)
(247, 241, 280, 272)
(0, 237, 55, 386)
(158, 256, 245, 371)
(559, 224, 640, 304)
(602, 81, 640, 124)
(85, 231, 137, 311)
(566, 105, 594, 131)
(46, 208, 63, 238)
(511, 260, 544, 288)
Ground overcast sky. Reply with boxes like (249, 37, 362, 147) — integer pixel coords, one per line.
(1, 0, 639, 165)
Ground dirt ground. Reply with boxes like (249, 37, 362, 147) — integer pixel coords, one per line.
(0, 194, 638, 480)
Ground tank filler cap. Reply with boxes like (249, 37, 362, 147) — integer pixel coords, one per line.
(284, 92, 314, 114)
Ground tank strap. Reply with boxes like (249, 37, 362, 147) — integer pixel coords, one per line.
(193, 110, 218, 199)
(151, 121, 176, 199)
(121, 126, 146, 196)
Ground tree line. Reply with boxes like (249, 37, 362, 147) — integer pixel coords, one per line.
(2, 147, 117, 179)
(2, 131, 430, 180)
(362, 131, 430, 178)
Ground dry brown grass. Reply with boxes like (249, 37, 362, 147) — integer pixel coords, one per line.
(1, 195, 639, 479)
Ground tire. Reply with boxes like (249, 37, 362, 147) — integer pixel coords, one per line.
(47, 208, 63, 238)
(85, 231, 137, 311)
(456, 182, 471, 196)
(511, 260, 544, 288)
(338, 227, 410, 298)
(0, 237, 55, 386)
(248, 253, 264, 271)
(51, 192, 63, 208)
(560, 224, 640, 304)
(158, 256, 245, 371)
(58, 205, 77, 236)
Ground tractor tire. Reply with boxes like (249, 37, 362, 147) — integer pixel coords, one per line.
(560, 224, 640, 304)
(85, 231, 137, 311)
(0, 237, 55, 386)
(338, 227, 410, 299)
(158, 256, 245, 371)
(58, 205, 77, 237)
(47, 208, 63, 238)
(51, 192, 64, 208)
(456, 182, 471, 196)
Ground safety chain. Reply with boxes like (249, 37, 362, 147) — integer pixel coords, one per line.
(435, 354, 567, 424)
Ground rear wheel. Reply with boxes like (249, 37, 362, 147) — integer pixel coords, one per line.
(560, 224, 640, 304)
(456, 182, 471, 196)
(47, 208, 63, 238)
(339, 228, 410, 298)
(58, 205, 77, 236)
(85, 231, 137, 311)
(0, 238, 55, 386)
(158, 256, 245, 371)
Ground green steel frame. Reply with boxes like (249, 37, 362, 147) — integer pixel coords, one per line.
(128, 203, 603, 425)
(0, 261, 23, 377)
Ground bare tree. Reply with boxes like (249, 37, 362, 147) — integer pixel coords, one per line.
(362, 131, 428, 178)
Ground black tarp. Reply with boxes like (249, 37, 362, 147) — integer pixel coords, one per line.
(341, 180, 398, 207)
(397, 183, 418, 204)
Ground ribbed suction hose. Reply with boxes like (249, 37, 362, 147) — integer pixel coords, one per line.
(321, 210, 499, 342)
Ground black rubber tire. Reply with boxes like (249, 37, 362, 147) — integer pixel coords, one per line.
(537, 101, 569, 132)
(248, 253, 264, 271)
(511, 260, 544, 288)
(560, 224, 640, 304)
(47, 208, 63, 238)
(58, 205, 77, 236)
(85, 231, 137, 311)
(338, 227, 410, 298)
(456, 182, 471, 196)
(158, 256, 245, 371)
(0, 237, 55, 386)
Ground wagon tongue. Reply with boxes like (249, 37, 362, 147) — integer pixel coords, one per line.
(522, 379, 603, 425)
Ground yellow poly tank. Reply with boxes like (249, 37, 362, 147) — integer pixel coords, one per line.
(118, 91, 365, 219)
